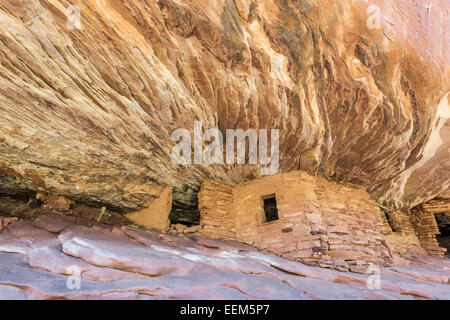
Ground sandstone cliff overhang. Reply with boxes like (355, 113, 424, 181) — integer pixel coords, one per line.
(0, 0, 448, 221)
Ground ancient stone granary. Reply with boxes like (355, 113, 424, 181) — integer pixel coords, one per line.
(196, 171, 446, 272)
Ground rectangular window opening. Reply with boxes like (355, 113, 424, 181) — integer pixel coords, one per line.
(263, 195, 279, 223)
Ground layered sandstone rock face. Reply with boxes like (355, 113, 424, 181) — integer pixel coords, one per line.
(0, 0, 448, 223)
(0, 216, 449, 300)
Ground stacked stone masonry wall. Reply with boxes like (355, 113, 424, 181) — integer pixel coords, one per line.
(383, 211, 426, 259)
(197, 180, 236, 241)
(229, 171, 394, 271)
(422, 190, 450, 214)
(411, 206, 447, 257)
(198, 171, 445, 270)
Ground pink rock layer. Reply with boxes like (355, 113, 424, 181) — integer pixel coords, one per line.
(0, 215, 448, 300)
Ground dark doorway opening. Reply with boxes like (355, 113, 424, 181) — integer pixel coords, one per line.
(169, 188, 200, 227)
(434, 212, 450, 257)
(380, 207, 397, 232)
(263, 195, 279, 223)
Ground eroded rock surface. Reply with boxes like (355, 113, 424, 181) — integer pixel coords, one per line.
(0, 0, 448, 218)
(0, 216, 448, 300)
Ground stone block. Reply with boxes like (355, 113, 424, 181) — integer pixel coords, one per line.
(126, 186, 172, 233)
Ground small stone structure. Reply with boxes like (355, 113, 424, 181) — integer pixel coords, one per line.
(410, 206, 447, 257)
(123, 170, 446, 270)
(197, 171, 446, 271)
(126, 186, 172, 232)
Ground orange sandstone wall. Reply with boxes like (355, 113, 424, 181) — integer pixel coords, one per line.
(383, 210, 427, 263)
(230, 171, 393, 271)
(411, 206, 447, 257)
(126, 186, 172, 232)
(197, 180, 236, 241)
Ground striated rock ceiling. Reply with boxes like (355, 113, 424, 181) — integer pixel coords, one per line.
(0, 0, 448, 215)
